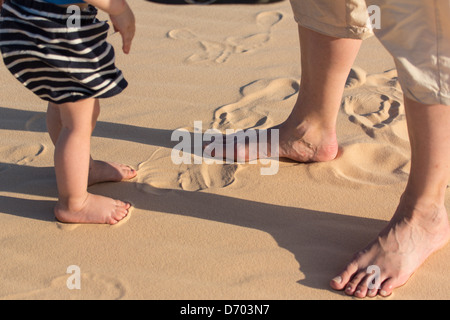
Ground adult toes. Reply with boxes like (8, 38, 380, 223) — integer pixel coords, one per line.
(345, 271, 366, 296)
(379, 278, 396, 297)
(330, 261, 358, 291)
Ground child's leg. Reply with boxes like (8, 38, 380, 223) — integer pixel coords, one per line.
(46, 102, 62, 145)
(52, 98, 131, 224)
(47, 100, 137, 186)
(47, 100, 99, 143)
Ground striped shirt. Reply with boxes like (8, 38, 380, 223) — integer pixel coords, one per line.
(0, 0, 128, 104)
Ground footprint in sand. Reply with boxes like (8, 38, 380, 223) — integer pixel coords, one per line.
(308, 142, 410, 187)
(314, 68, 410, 186)
(212, 78, 299, 131)
(0, 143, 46, 167)
(344, 94, 404, 138)
(137, 77, 297, 193)
(1, 273, 126, 300)
(137, 148, 239, 193)
(0, 143, 46, 177)
(345, 68, 400, 92)
(168, 11, 282, 64)
(343, 69, 408, 147)
(345, 66, 367, 90)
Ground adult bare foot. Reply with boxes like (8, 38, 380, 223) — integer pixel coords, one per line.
(54, 193, 131, 225)
(330, 194, 450, 298)
(88, 159, 137, 186)
(277, 119, 339, 163)
(204, 120, 338, 164)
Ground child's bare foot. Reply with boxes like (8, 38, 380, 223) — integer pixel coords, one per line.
(54, 193, 131, 225)
(88, 159, 137, 186)
(330, 194, 450, 298)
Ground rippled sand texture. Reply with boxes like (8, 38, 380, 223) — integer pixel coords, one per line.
(0, 1, 449, 300)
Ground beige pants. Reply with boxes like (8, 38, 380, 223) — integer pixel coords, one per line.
(290, 0, 450, 106)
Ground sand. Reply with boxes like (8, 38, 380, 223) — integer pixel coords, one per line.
(0, 0, 449, 300)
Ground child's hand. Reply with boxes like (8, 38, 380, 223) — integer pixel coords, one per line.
(109, 2, 135, 54)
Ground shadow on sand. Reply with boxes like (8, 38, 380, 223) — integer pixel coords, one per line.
(0, 159, 386, 293)
(0, 105, 388, 294)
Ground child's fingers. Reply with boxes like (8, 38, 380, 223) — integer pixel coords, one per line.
(108, 5, 135, 55)
(121, 30, 135, 54)
(122, 38, 131, 54)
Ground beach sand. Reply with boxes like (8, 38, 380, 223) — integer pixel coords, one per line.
(0, 0, 449, 300)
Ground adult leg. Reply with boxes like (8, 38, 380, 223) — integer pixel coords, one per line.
(275, 25, 362, 162)
(211, 25, 363, 163)
(328, 0, 450, 298)
(331, 97, 450, 297)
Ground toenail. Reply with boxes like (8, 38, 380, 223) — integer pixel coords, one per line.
(332, 276, 342, 284)
(380, 290, 389, 297)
